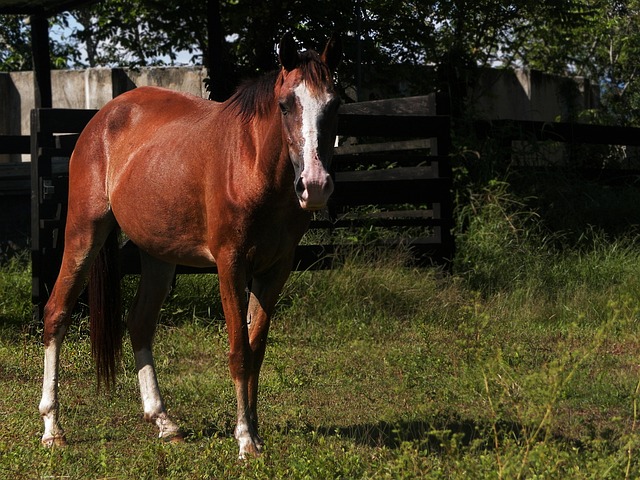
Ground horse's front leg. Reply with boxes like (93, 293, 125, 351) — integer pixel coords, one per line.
(245, 263, 293, 441)
(219, 253, 294, 458)
(217, 257, 259, 458)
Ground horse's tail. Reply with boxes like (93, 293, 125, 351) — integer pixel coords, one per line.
(89, 227, 123, 389)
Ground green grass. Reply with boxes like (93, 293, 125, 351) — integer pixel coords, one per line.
(3, 205, 640, 477)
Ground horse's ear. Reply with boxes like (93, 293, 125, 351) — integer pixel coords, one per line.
(321, 32, 342, 72)
(279, 33, 299, 72)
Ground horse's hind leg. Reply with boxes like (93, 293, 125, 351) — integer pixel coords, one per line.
(127, 251, 181, 440)
(39, 217, 116, 447)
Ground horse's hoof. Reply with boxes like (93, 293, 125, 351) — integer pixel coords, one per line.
(41, 435, 67, 447)
(238, 439, 263, 460)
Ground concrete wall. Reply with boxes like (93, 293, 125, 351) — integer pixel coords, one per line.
(0, 65, 598, 162)
(470, 68, 599, 122)
(0, 65, 208, 144)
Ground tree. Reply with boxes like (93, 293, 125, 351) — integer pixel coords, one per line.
(578, 0, 640, 125)
(206, 0, 234, 101)
(503, 0, 640, 125)
(5, 0, 640, 124)
(71, 0, 207, 67)
(0, 15, 31, 71)
(0, 14, 77, 71)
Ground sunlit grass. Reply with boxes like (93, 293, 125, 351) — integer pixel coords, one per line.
(2, 191, 640, 477)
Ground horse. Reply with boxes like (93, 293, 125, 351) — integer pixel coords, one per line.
(38, 32, 342, 459)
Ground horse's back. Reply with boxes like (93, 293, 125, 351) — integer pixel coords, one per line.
(70, 86, 221, 198)
(73, 86, 218, 166)
(100, 86, 217, 140)
(69, 86, 225, 267)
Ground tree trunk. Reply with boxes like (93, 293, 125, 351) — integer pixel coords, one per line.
(206, 0, 234, 101)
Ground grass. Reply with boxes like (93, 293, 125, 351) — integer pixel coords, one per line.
(3, 193, 640, 477)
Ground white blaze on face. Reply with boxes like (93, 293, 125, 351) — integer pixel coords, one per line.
(293, 81, 334, 210)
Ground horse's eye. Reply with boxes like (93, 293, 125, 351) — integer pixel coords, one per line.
(279, 102, 289, 116)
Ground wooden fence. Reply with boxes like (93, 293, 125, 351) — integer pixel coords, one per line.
(21, 100, 454, 316)
(475, 119, 640, 171)
(6, 103, 640, 318)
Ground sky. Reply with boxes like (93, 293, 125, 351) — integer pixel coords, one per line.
(49, 14, 198, 68)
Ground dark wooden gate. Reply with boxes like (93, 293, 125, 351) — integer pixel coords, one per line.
(31, 108, 98, 309)
(30, 100, 454, 316)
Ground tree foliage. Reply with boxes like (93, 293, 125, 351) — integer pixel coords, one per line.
(3, 1, 640, 123)
(0, 15, 31, 71)
(585, 0, 640, 124)
(0, 14, 76, 70)
(71, 0, 208, 67)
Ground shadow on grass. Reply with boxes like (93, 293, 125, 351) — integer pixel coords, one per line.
(191, 412, 590, 452)
(312, 415, 612, 454)
(315, 417, 510, 451)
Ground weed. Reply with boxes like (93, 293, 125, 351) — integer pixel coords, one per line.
(3, 187, 640, 476)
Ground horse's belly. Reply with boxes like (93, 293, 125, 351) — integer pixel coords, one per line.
(112, 194, 216, 268)
(122, 227, 217, 268)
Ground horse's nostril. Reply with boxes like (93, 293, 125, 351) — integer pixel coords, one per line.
(295, 176, 305, 196)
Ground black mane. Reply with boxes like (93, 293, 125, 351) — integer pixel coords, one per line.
(224, 51, 333, 122)
(225, 70, 280, 122)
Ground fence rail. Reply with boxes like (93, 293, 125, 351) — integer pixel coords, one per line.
(475, 119, 640, 146)
(21, 102, 454, 316)
(10, 106, 640, 315)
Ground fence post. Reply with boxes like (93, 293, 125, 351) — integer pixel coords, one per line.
(30, 109, 50, 321)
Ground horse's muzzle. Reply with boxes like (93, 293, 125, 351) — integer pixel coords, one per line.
(295, 173, 334, 211)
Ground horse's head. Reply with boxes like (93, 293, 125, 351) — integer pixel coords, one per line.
(277, 33, 342, 211)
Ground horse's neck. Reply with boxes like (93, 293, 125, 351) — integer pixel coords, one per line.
(250, 112, 293, 189)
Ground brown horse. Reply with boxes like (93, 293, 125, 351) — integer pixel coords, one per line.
(38, 33, 341, 458)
